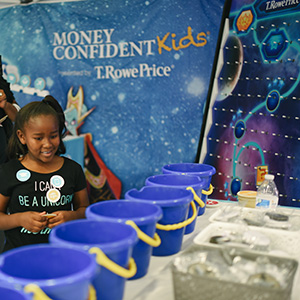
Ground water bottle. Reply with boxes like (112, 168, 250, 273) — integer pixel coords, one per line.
(255, 174, 279, 209)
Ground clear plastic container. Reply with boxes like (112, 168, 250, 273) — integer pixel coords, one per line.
(256, 174, 279, 209)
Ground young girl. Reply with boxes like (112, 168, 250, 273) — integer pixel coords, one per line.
(0, 95, 89, 252)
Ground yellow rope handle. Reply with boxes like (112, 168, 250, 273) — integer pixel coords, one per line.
(24, 284, 52, 300)
(89, 247, 137, 279)
(24, 283, 97, 300)
(125, 220, 161, 247)
(202, 184, 214, 196)
(186, 186, 205, 208)
(156, 200, 197, 231)
(88, 284, 97, 300)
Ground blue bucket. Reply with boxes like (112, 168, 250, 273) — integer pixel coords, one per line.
(0, 245, 96, 300)
(125, 186, 195, 256)
(86, 200, 162, 279)
(49, 219, 138, 300)
(145, 174, 205, 234)
(0, 282, 31, 300)
(162, 163, 216, 215)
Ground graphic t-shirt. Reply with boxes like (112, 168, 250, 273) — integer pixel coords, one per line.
(0, 126, 6, 164)
(0, 157, 87, 251)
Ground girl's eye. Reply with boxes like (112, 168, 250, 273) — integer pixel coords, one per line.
(34, 137, 42, 141)
(51, 134, 58, 139)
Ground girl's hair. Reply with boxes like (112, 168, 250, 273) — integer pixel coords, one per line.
(7, 95, 67, 159)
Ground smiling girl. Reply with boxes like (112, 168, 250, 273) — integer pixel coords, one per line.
(0, 96, 89, 251)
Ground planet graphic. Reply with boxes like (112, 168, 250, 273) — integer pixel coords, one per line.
(216, 35, 243, 101)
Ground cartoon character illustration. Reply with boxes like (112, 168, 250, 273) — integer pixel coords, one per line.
(65, 86, 95, 135)
(64, 86, 121, 202)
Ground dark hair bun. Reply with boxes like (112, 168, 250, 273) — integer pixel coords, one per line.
(42, 95, 66, 136)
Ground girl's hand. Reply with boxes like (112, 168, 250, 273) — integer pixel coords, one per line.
(0, 89, 7, 109)
(47, 211, 74, 229)
(19, 211, 48, 233)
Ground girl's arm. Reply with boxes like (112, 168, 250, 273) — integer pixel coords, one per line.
(72, 187, 90, 218)
(3, 101, 19, 122)
(0, 89, 19, 122)
(0, 194, 48, 232)
(47, 188, 90, 228)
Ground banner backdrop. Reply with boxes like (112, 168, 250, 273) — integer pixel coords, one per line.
(0, 0, 225, 197)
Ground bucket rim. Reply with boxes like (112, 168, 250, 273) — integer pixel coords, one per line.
(125, 186, 193, 207)
(86, 199, 163, 225)
(145, 173, 205, 189)
(0, 283, 31, 299)
(50, 219, 138, 253)
(0, 244, 96, 288)
(162, 163, 216, 176)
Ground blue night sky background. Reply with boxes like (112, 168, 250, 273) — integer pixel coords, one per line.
(0, 0, 225, 196)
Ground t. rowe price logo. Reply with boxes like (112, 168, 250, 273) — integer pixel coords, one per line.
(255, 0, 300, 15)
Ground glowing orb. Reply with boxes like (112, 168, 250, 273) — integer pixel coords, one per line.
(266, 90, 280, 112)
(231, 177, 241, 195)
(234, 120, 246, 139)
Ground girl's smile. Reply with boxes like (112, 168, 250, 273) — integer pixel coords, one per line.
(17, 114, 61, 165)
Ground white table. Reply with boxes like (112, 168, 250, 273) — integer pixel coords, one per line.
(123, 202, 300, 300)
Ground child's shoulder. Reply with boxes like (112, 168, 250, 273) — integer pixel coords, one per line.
(0, 159, 21, 176)
(1, 158, 20, 169)
(61, 156, 83, 169)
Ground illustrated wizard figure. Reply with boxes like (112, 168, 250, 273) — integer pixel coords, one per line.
(0, 56, 20, 164)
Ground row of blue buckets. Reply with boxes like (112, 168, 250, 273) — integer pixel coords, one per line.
(0, 163, 215, 300)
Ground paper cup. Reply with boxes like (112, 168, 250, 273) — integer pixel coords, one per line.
(237, 190, 257, 208)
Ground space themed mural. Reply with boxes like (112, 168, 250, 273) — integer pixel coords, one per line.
(0, 0, 225, 198)
(199, 0, 300, 207)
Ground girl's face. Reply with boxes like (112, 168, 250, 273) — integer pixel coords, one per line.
(17, 114, 60, 164)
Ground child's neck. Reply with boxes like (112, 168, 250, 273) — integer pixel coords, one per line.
(20, 155, 64, 174)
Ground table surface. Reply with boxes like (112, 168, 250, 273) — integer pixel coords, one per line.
(123, 202, 300, 300)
